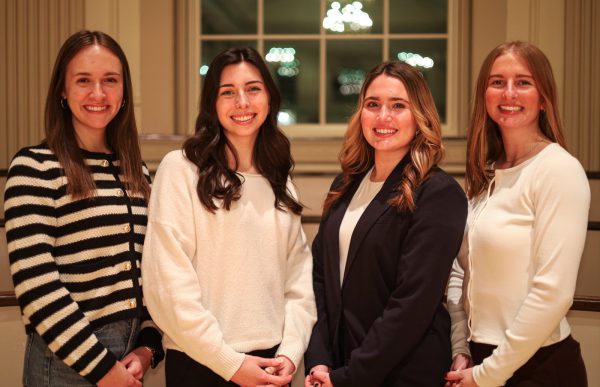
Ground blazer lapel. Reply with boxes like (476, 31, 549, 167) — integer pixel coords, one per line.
(341, 156, 410, 286)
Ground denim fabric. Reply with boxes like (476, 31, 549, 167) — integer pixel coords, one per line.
(23, 318, 140, 387)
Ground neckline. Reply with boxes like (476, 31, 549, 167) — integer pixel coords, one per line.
(494, 142, 556, 174)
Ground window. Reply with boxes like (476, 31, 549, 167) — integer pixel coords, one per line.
(177, 0, 469, 136)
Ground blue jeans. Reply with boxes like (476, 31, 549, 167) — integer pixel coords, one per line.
(23, 318, 140, 387)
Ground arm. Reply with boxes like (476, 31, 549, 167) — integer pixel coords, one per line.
(330, 175, 468, 386)
(471, 155, 590, 387)
(275, 183, 317, 372)
(447, 234, 471, 360)
(4, 149, 117, 384)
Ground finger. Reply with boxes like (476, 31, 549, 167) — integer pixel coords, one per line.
(265, 366, 276, 374)
(444, 370, 462, 381)
(257, 357, 285, 368)
(263, 372, 292, 385)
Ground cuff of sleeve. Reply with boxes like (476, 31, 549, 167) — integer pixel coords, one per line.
(472, 363, 506, 387)
(276, 341, 305, 370)
(329, 366, 349, 387)
(136, 327, 164, 367)
(82, 348, 118, 384)
(205, 346, 246, 381)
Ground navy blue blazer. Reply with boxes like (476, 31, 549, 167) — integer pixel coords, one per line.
(305, 156, 468, 387)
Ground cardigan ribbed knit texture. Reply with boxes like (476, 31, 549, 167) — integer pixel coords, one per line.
(4, 144, 158, 384)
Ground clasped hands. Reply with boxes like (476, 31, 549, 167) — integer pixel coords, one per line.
(231, 354, 295, 387)
(304, 365, 333, 387)
(97, 346, 153, 387)
(444, 353, 478, 387)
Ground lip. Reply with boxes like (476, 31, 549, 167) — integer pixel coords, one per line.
(372, 127, 398, 137)
(84, 105, 109, 112)
(230, 113, 257, 124)
(498, 105, 523, 113)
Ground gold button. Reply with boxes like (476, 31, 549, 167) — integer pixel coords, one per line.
(129, 300, 136, 308)
(124, 262, 132, 271)
(117, 189, 124, 197)
(123, 224, 131, 232)
(101, 160, 109, 167)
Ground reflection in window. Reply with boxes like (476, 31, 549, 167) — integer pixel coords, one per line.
(197, 0, 449, 125)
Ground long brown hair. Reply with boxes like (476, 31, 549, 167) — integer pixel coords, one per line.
(183, 47, 302, 214)
(466, 41, 565, 199)
(45, 30, 150, 200)
(323, 60, 444, 214)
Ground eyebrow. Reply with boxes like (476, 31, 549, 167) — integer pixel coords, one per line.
(219, 80, 264, 88)
(73, 71, 122, 76)
(364, 96, 409, 103)
(489, 73, 534, 78)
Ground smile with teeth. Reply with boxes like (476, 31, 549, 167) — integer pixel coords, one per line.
(231, 113, 256, 123)
(374, 128, 398, 135)
(85, 105, 108, 112)
(499, 105, 523, 112)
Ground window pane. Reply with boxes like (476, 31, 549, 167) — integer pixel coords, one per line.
(324, 0, 382, 34)
(389, 0, 447, 33)
(327, 40, 382, 123)
(265, 41, 319, 124)
(200, 41, 258, 76)
(201, 0, 257, 34)
(265, 0, 320, 34)
(389, 39, 447, 122)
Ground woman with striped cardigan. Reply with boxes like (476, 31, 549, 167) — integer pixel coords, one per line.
(4, 31, 163, 386)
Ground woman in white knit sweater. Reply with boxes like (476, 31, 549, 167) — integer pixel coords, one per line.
(445, 41, 589, 387)
(141, 47, 316, 387)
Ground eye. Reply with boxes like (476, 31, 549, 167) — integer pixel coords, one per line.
(392, 102, 407, 109)
(488, 78, 503, 87)
(104, 77, 119, 84)
(247, 86, 262, 93)
(219, 89, 235, 96)
(76, 77, 90, 84)
(364, 101, 379, 108)
(516, 79, 533, 86)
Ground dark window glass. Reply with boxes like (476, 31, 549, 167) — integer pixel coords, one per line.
(201, 0, 257, 34)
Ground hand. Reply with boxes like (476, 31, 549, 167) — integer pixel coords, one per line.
(304, 365, 331, 387)
(97, 361, 142, 387)
(230, 355, 292, 387)
(445, 367, 478, 387)
(262, 355, 295, 386)
(445, 354, 473, 387)
(121, 347, 153, 380)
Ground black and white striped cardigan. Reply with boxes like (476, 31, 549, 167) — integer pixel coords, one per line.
(4, 144, 161, 384)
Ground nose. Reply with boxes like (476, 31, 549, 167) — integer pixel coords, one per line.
(503, 81, 518, 99)
(377, 106, 393, 121)
(90, 81, 106, 99)
(235, 91, 249, 108)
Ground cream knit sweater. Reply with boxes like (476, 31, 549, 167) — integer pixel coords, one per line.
(141, 150, 316, 380)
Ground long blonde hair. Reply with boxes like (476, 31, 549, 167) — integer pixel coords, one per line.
(466, 41, 565, 199)
(323, 61, 444, 214)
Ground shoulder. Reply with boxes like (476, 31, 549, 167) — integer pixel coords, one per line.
(7, 144, 61, 178)
(157, 149, 195, 174)
(420, 167, 465, 197)
(536, 143, 585, 173)
(9, 144, 56, 166)
(531, 143, 589, 196)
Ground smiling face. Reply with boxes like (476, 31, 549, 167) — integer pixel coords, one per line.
(485, 52, 543, 133)
(63, 45, 123, 141)
(360, 74, 417, 160)
(216, 61, 270, 146)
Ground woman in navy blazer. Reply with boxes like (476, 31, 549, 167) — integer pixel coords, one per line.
(305, 61, 468, 387)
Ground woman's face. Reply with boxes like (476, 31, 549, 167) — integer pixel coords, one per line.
(63, 45, 124, 139)
(485, 53, 543, 133)
(360, 74, 417, 159)
(216, 62, 270, 146)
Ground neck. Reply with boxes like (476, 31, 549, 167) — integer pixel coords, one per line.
(498, 128, 548, 168)
(75, 129, 110, 153)
(371, 150, 407, 182)
(226, 136, 258, 173)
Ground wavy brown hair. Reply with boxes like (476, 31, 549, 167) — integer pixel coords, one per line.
(45, 30, 150, 200)
(466, 41, 566, 199)
(323, 60, 444, 214)
(183, 47, 302, 214)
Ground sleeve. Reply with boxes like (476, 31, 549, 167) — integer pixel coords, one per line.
(140, 152, 245, 381)
(275, 182, 317, 369)
(304, 175, 344, 372)
(472, 155, 591, 387)
(3, 149, 117, 384)
(447, 230, 471, 358)
(330, 174, 468, 386)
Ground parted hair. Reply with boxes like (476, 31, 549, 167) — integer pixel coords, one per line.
(323, 60, 444, 214)
(183, 47, 302, 214)
(466, 41, 566, 199)
(45, 30, 149, 200)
